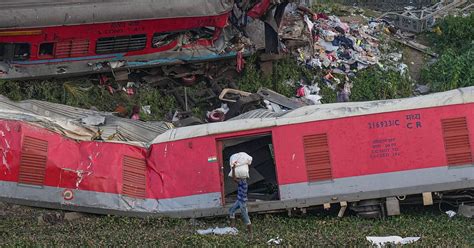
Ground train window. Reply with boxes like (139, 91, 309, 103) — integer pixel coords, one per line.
(96, 34, 147, 54)
(39, 43, 55, 57)
(13, 43, 30, 60)
(152, 32, 180, 48)
(0, 43, 30, 61)
(0, 43, 5, 60)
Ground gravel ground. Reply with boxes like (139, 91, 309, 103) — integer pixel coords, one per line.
(0, 203, 472, 247)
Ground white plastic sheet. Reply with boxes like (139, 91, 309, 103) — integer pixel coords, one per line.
(197, 227, 238, 235)
(366, 236, 420, 247)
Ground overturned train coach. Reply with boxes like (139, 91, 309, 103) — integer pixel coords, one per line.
(0, 87, 474, 217)
(0, 0, 264, 80)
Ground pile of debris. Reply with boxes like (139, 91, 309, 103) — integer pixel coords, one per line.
(270, 4, 405, 106)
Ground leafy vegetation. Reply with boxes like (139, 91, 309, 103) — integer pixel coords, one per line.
(237, 56, 313, 98)
(427, 14, 474, 54)
(351, 67, 413, 101)
(0, 79, 176, 121)
(0, 204, 472, 247)
(421, 15, 474, 91)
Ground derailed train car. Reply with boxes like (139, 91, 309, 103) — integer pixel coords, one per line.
(0, 87, 473, 217)
(0, 0, 274, 80)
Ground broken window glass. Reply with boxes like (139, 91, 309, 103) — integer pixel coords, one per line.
(152, 32, 181, 48)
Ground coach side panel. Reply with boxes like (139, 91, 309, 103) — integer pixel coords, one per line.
(272, 104, 474, 202)
(0, 120, 149, 214)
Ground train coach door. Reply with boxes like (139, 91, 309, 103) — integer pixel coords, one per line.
(217, 133, 280, 206)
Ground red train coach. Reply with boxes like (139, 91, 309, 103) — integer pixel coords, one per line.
(0, 87, 473, 217)
(0, 0, 235, 79)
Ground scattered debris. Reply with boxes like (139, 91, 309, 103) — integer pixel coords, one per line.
(457, 204, 473, 218)
(197, 227, 238, 235)
(415, 84, 431, 95)
(64, 212, 87, 221)
(81, 115, 106, 126)
(267, 236, 283, 245)
(366, 236, 420, 247)
(445, 210, 457, 218)
(38, 212, 64, 225)
(378, 0, 468, 33)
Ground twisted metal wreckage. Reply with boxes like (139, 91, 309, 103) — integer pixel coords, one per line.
(0, 0, 290, 80)
(0, 87, 473, 218)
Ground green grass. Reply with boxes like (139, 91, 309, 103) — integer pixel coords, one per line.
(0, 205, 472, 247)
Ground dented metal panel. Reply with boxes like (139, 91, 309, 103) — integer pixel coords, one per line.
(0, 95, 172, 143)
(0, 0, 234, 29)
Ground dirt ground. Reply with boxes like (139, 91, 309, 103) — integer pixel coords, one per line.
(403, 47, 429, 82)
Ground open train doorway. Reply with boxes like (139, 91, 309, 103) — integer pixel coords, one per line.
(219, 133, 279, 204)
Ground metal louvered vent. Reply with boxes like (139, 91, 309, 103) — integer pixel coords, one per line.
(441, 117, 472, 166)
(55, 40, 90, 58)
(303, 133, 333, 182)
(19, 136, 48, 186)
(96, 34, 147, 54)
(122, 156, 147, 198)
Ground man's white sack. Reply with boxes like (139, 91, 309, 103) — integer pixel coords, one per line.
(228, 152, 252, 178)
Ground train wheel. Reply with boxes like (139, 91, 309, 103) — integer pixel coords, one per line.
(350, 199, 385, 219)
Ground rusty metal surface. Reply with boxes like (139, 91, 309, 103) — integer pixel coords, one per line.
(0, 0, 234, 29)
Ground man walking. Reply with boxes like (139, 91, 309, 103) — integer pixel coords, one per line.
(229, 161, 252, 238)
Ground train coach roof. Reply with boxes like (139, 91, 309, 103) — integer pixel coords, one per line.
(152, 87, 474, 144)
(0, 0, 233, 29)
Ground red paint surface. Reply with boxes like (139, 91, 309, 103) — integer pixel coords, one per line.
(0, 121, 146, 194)
(247, 0, 272, 18)
(0, 103, 472, 201)
(0, 13, 230, 61)
(272, 104, 474, 184)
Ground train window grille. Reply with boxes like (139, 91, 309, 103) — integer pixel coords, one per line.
(55, 40, 90, 58)
(19, 136, 48, 186)
(96, 34, 147, 54)
(441, 117, 473, 166)
(122, 156, 147, 198)
(303, 133, 333, 182)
